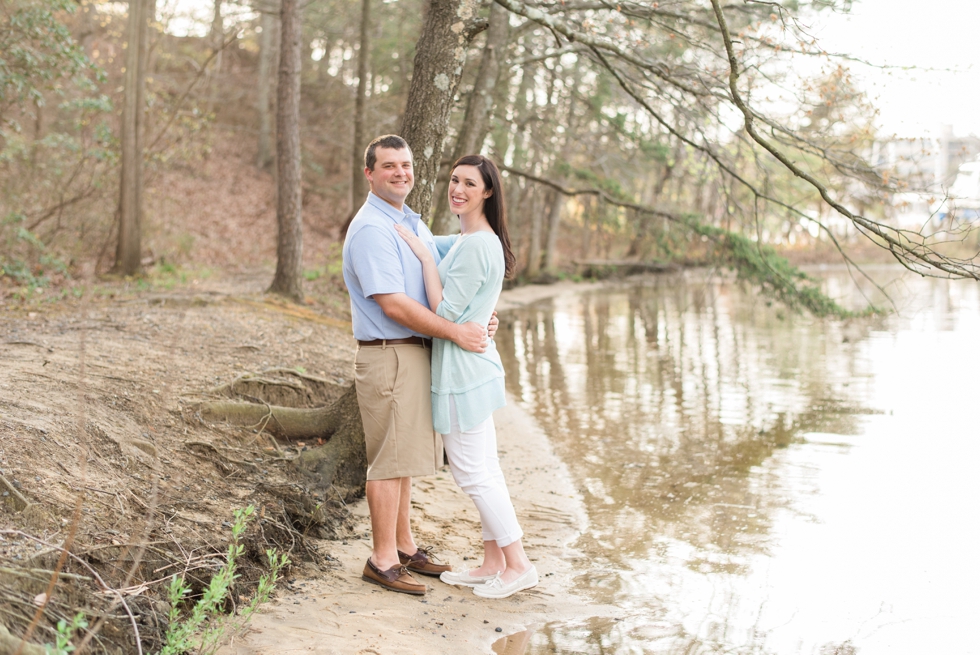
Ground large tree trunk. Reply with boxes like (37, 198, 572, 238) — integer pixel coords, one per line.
(256, 1, 279, 169)
(401, 0, 485, 223)
(541, 72, 580, 272)
(114, 0, 151, 276)
(268, 0, 304, 301)
(502, 62, 535, 268)
(430, 1, 510, 235)
(292, 386, 368, 494)
(350, 0, 372, 211)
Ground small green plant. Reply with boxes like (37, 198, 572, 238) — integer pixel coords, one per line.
(46, 612, 88, 654)
(159, 506, 289, 655)
(324, 243, 343, 276)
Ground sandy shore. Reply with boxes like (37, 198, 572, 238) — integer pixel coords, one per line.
(217, 282, 620, 654)
(494, 279, 609, 312)
(219, 395, 616, 655)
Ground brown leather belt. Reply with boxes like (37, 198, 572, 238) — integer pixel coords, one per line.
(357, 337, 431, 348)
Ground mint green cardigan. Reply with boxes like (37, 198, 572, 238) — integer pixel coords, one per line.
(430, 232, 506, 434)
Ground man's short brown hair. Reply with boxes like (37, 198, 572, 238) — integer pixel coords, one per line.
(364, 135, 412, 171)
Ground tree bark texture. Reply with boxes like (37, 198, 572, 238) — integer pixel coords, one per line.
(256, 2, 279, 169)
(268, 0, 304, 301)
(292, 385, 368, 494)
(431, 1, 510, 235)
(401, 0, 484, 223)
(350, 0, 372, 211)
(114, 0, 150, 276)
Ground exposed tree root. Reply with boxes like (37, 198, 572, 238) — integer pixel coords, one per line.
(206, 368, 346, 409)
(0, 474, 31, 512)
(197, 400, 341, 441)
(0, 623, 46, 655)
(194, 373, 367, 499)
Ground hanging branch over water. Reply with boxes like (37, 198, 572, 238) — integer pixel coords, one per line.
(706, 0, 980, 281)
(493, 0, 980, 284)
(499, 162, 855, 317)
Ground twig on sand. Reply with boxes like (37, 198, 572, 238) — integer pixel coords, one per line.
(0, 474, 32, 512)
(3, 341, 53, 352)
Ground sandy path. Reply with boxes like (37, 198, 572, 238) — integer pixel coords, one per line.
(218, 393, 614, 655)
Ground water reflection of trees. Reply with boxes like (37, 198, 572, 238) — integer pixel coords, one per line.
(496, 276, 879, 653)
(527, 617, 859, 655)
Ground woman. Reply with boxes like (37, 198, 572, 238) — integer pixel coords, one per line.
(394, 155, 536, 599)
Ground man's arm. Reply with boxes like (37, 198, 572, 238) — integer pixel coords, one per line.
(374, 293, 487, 353)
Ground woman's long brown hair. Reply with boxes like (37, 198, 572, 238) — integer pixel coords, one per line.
(452, 154, 516, 278)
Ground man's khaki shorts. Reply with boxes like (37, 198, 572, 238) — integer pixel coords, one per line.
(353, 343, 442, 480)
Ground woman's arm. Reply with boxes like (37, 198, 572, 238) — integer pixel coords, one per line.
(434, 237, 490, 323)
(394, 224, 443, 312)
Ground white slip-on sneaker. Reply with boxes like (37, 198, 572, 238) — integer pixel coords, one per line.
(439, 569, 497, 587)
(473, 566, 538, 599)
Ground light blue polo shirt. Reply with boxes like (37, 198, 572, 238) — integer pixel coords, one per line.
(342, 192, 443, 340)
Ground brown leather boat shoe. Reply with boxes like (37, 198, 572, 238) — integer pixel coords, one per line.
(398, 547, 452, 577)
(361, 558, 426, 595)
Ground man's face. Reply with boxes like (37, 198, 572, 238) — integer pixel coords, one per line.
(365, 147, 414, 210)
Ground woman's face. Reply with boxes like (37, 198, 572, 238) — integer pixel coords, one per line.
(448, 164, 492, 216)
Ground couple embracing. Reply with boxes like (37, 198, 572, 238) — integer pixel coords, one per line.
(341, 134, 537, 600)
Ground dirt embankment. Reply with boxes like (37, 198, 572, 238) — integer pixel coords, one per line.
(0, 277, 364, 653)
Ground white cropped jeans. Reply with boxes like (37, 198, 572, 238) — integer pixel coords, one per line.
(442, 397, 524, 547)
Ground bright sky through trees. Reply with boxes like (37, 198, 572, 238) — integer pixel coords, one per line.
(814, 0, 980, 138)
(164, 0, 980, 140)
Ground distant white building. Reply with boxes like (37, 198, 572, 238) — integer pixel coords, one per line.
(871, 126, 980, 228)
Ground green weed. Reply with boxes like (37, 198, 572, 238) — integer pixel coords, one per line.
(160, 505, 289, 655)
(45, 612, 88, 654)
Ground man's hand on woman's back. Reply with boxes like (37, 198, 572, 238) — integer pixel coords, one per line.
(453, 322, 488, 353)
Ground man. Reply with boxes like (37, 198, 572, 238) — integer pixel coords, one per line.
(342, 134, 494, 595)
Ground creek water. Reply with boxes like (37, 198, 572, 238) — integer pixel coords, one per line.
(493, 267, 980, 655)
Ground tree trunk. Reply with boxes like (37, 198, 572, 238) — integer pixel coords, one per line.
(256, 2, 279, 169)
(207, 0, 223, 114)
(292, 386, 368, 494)
(114, 0, 150, 276)
(401, 0, 484, 223)
(542, 189, 564, 271)
(525, 188, 545, 278)
(430, 0, 510, 235)
(582, 195, 595, 259)
(503, 62, 536, 263)
(350, 0, 372, 212)
(268, 0, 304, 301)
(539, 64, 580, 271)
